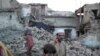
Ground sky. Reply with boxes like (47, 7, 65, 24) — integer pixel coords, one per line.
(17, 0, 100, 12)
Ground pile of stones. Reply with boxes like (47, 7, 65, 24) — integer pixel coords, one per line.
(4, 26, 54, 56)
(66, 40, 100, 56)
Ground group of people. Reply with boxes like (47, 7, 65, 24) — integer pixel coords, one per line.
(24, 29, 66, 56)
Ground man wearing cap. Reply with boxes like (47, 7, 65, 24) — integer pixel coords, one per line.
(50, 29, 66, 56)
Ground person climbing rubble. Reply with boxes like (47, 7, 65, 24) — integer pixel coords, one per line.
(0, 41, 13, 56)
(42, 44, 57, 56)
(24, 29, 34, 56)
(50, 29, 66, 56)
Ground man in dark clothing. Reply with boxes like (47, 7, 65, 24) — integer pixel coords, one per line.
(43, 44, 56, 56)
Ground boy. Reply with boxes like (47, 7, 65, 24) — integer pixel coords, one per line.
(43, 44, 56, 56)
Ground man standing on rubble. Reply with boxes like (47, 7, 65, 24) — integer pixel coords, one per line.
(24, 29, 34, 56)
(50, 29, 66, 56)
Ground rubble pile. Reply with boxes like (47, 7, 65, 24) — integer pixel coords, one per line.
(29, 27, 54, 52)
(81, 35, 100, 48)
(18, 27, 54, 56)
(66, 40, 100, 56)
(0, 14, 54, 55)
(1, 26, 54, 56)
(0, 17, 26, 55)
(31, 27, 53, 41)
(0, 26, 25, 55)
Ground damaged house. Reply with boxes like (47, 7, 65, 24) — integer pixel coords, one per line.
(0, 0, 26, 55)
(75, 3, 100, 48)
(22, 4, 80, 40)
(75, 3, 100, 36)
(0, 0, 21, 29)
(17, 3, 54, 33)
(43, 9, 79, 40)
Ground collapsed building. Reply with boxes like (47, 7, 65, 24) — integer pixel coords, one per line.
(61, 3, 100, 56)
(0, 0, 55, 55)
(1, 0, 100, 56)
(75, 3, 100, 48)
(0, 0, 22, 41)
(17, 3, 54, 33)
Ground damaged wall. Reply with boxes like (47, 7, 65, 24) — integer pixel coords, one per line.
(0, 12, 22, 28)
(0, 0, 19, 9)
(0, 11, 23, 41)
(82, 3, 100, 24)
(75, 3, 100, 48)
(30, 4, 47, 19)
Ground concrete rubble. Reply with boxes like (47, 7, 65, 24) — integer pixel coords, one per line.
(66, 40, 100, 56)
(0, 0, 100, 56)
(0, 13, 99, 56)
(3, 26, 54, 56)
